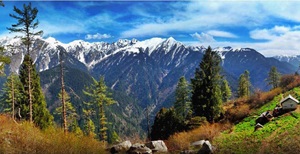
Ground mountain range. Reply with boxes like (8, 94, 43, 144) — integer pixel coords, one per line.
(0, 36, 298, 136)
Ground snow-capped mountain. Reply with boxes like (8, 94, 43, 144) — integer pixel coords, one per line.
(0, 36, 297, 135)
(0, 36, 297, 108)
(273, 55, 300, 68)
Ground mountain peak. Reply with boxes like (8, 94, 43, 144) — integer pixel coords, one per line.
(214, 46, 233, 52)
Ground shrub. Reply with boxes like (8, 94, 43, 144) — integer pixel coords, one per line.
(166, 122, 232, 152)
(0, 114, 106, 153)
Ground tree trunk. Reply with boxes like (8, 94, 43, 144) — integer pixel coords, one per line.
(11, 76, 15, 120)
(60, 52, 67, 134)
(28, 57, 33, 123)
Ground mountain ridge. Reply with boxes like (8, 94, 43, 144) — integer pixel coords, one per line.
(0, 36, 297, 136)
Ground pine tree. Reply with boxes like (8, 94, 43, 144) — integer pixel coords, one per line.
(54, 91, 78, 132)
(150, 108, 185, 140)
(174, 76, 191, 119)
(266, 66, 280, 90)
(7, 3, 43, 123)
(220, 79, 232, 102)
(0, 74, 23, 120)
(58, 45, 67, 133)
(191, 46, 222, 123)
(19, 55, 53, 129)
(238, 70, 251, 98)
(244, 70, 251, 96)
(83, 108, 96, 137)
(83, 76, 114, 142)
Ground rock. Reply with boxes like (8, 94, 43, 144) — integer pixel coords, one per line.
(145, 140, 168, 153)
(254, 123, 264, 131)
(191, 140, 205, 148)
(197, 140, 214, 154)
(127, 143, 152, 154)
(110, 140, 132, 154)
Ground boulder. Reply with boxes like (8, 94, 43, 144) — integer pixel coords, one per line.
(254, 123, 264, 131)
(127, 143, 152, 154)
(110, 140, 132, 154)
(191, 140, 205, 148)
(197, 140, 214, 154)
(145, 140, 168, 153)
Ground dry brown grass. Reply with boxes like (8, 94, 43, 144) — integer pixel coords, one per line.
(165, 122, 232, 152)
(0, 114, 107, 154)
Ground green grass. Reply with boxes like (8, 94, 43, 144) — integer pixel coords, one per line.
(214, 87, 300, 154)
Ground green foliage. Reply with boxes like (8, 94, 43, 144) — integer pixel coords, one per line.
(191, 46, 223, 123)
(185, 116, 207, 130)
(238, 70, 251, 98)
(174, 76, 191, 120)
(7, 2, 43, 54)
(83, 76, 115, 142)
(150, 107, 185, 140)
(221, 79, 232, 102)
(83, 111, 96, 137)
(19, 55, 53, 129)
(53, 91, 79, 131)
(0, 46, 10, 76)
(215, 87, 300, 154)
(266, 66, 280, 90)
(0, 74, 23, 118)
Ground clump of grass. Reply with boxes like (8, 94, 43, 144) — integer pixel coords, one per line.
(165, 122, 232, 152)
(0, 114, 106, 153)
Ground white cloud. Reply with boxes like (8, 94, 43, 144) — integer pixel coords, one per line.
(207, 30, 238, 38)
(190, 32, 215, 43)
(85, 33, 112, 40)
(121, 1, 269, 38)
(250, 26, 291, 40)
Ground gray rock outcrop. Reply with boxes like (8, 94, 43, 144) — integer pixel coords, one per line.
(127, 143, 152, 154)
(145, 140, 168, 153)
(110, 140, 132, 154)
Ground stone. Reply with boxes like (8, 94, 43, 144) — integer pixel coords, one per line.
(127, 143, 152, 154)
(191, 140, 205, 148)
(110, 140, 132, 154)
(145, 140, 168, 153)
(197, 140, 214, 154)
(254, 123, 264, 131)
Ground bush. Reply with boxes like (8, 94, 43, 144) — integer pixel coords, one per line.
(166, 122, 232, 152)
(280, 74, 300, 91)
(0, 114, 106, 153)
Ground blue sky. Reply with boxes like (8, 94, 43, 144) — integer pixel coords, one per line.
(1, 1, 300, 56)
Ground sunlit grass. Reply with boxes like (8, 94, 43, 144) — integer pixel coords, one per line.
(0, 115, 107, 154)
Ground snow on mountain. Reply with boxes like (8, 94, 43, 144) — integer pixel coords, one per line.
(0, 36, 295, 74)
(273, 55, 300, 67)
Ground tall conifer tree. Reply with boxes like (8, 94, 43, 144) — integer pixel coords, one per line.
(266, 66, 280, 90)
(19, 55, 53, 129)
(84, 76, 114, 141)
(191, 46, 222, 123)
(7, 3, 43, 123)
(54, 91, 79, 133)
(174, 76, 190, 119)
(221, 79, 232, 102)
(0, 74, 23, 120)
(238, 70, 251, 98)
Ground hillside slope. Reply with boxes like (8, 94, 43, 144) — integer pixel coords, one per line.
(214, 87, 300, 154)
(165, 78, 300, 153)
